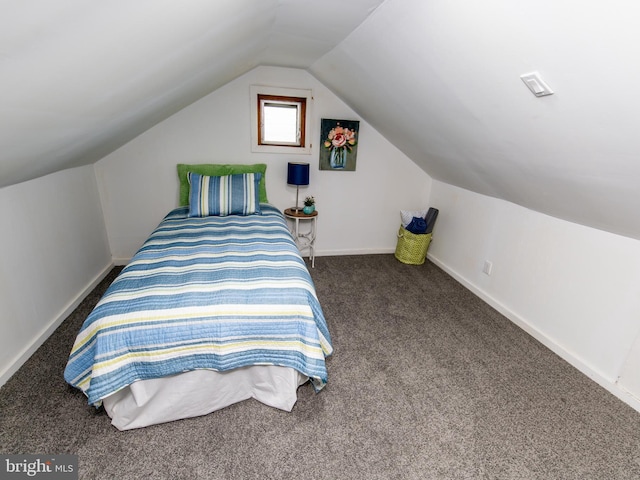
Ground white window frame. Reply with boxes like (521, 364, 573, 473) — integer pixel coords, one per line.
(250, 85, 312, 155)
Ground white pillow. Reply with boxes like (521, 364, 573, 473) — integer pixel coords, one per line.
(400, 210, 428, 228)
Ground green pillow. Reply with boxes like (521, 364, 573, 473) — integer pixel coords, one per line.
(177, 163, 268, 206)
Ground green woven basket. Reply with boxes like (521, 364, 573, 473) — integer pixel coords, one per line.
(394, 226, 432, 265)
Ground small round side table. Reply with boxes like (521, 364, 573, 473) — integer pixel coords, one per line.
(284, 208, 318, 268)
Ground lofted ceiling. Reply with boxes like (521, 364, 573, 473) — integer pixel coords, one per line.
(0, 0, 384, 187)
(2, 0, 640, 240)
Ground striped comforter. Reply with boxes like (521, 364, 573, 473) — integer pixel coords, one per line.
(64, 204, 333, 406)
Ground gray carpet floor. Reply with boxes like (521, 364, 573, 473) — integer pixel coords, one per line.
(1, 254, 639, 479)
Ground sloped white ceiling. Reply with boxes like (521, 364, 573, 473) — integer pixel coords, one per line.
(2, 0, 640, 240)
(0, 0, 383, 187)
(310, 0, 640, 240)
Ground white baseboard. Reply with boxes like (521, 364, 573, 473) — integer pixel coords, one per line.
(112, 248, 396, 265)
(427, 253, 640, 414)
(315, 247, 395, 257)
(0, 262, 114, 389)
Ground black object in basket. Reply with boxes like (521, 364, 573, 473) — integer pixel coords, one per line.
(424, 207, 439, 234)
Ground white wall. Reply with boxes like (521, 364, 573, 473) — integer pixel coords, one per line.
(0, 165, 112, 386)
(619, 335, 640, 400)
(96, 66, 432, 261)
(427, 180, 640, 410)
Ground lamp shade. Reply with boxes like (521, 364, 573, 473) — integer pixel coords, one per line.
(287, 162, 310, 186)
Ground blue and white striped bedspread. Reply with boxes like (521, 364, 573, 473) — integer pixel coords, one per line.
(64, 204, 333, 406)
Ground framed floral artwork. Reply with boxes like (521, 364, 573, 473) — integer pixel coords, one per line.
(319, 119, 359, 171)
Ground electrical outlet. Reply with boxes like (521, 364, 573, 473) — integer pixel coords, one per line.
(483, 260, 493, 276)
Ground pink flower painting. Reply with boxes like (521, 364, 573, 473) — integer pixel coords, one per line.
(320, 119, 359, 171)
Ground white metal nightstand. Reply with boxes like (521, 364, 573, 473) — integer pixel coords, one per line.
(284, 208, 318, 268)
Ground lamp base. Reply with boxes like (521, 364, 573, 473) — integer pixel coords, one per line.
(289, 206, 304, 213)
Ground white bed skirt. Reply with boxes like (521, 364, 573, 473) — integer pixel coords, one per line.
(103, 366, 308, 430)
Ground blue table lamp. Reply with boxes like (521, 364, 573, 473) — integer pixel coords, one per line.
(287, 162, 310, 212)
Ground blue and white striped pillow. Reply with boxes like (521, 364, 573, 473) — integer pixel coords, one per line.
(187, 172, 262, 217)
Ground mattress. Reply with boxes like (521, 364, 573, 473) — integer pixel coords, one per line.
(64, 203, 332, 425)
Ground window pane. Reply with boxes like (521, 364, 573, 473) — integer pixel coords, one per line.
(254, 92, 307, 150)
(263, 103, 298, 143)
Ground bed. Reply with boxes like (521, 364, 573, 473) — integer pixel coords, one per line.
(64, 165, 333, 430)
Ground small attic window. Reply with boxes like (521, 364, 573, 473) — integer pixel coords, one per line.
(250, 86, 312, 155)
(258, 94, 306, 147)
